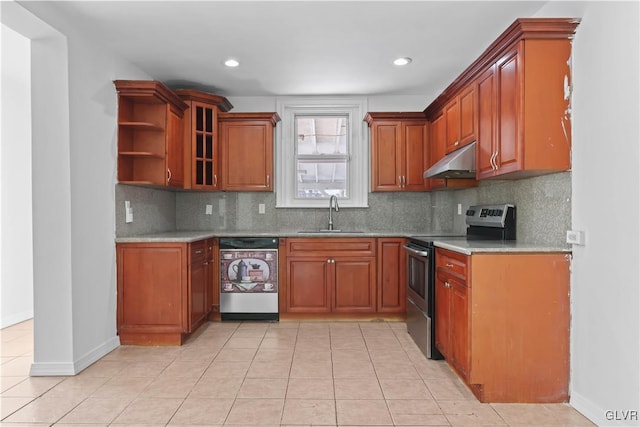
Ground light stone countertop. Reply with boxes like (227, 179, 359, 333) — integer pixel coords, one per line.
(433, 237, 571, 255)
(115, 231, 572, 254)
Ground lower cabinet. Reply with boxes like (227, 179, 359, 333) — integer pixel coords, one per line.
(116, 238, 217, 345)
(435, 248, 570, 403)
(284, 238, 377, 314)
(377, 238, 406, 313)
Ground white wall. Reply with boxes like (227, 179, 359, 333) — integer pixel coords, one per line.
(535, 2, 640, 426)
(1, 1, 151, 374)
(0, 23, 33, 328)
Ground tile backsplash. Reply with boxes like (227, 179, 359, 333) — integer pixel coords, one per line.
(116, 171, 571, 247)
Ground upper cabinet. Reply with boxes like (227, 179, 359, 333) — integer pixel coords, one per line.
(425, 18, 580, 181)
(175, 90, 233, 190)
(445, 82, 477, 154)
(114, 80, 188, 187)
(218, 112, 280, 192)
(365, 112, 430, 192)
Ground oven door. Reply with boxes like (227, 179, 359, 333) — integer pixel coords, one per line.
(403, 243, 431, 313)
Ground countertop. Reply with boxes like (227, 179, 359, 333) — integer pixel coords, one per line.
(115, 231, 572, 254)
(433, 237, 571, 255)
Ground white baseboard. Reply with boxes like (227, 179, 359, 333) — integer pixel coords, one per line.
(30, 335, 120, 376)
(1, 311, 33, 329)
(571, 391, 640, 427)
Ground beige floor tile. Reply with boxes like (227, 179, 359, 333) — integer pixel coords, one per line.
(225, 398, 284, 425)
(140, 374, 199, 398)
(91, 376, 154, 398)
(290, 359, 333, 378)
(253, 348, 294, 362)
(379, 378, 432, 400)
(295, 338, 331, 352)
(330, 337, 367, 350)
(281, 399, 336, 425)
(112, 397, 183, 424)
(57, 396, 132, 424)
(414, 360, 459, 381)
(161, 358, 211, 378)
(2, 395, 84, 423)
(425, 378, 476, 401)
(76, 359, 127, 377)
(203, 359, 251, 378)
(335, 399, 393, 425)
(374, 361, 420, 379)
(293, 350, 333, 363)
(286, 378, 334, 399)
(237, 377, 288, 398)
(330, 349, 371, 363)
(1, 376, 29, 393)
(190, 376, 244, 398)
(113, 359, 172, 377)
(1, 396, 34, 419)
(246, 360, 292, 378)
(0, 356, 33, 376)
(386, 399, 449, 425)
(0, 376, 63, 397)
(0, 340, 32, 357)
(368, 349, 412, 364)
(332, 359, 377, 379)
(259, 336, 297, 349)
(334, 377, 384, 399)
(215, 347, 258, 361)
(224, 336, 264, 349)
(168, 396, 234, 425)
(439, 400, 506, 425)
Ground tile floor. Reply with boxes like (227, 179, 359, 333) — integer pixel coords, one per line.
(1, 319, 595, 426)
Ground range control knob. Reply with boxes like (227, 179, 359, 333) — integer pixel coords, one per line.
(466, 209, 475, 216)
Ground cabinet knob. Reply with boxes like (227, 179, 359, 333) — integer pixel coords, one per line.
(454, 141, 459, 146)
(445, 263, 454, 268)
(445, 281, 451, 288)
(195, 250, 203, 254)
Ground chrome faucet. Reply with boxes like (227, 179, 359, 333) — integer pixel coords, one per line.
(328, 195, 339, 231)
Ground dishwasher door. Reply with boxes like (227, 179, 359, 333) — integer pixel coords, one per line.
(219, 238, 279, 321)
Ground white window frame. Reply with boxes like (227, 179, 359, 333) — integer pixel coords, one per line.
(275, 96, 369, 208)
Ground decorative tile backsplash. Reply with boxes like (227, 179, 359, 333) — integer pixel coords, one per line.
(116, 171, 570, 247)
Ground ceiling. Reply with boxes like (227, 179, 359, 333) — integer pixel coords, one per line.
(29, 1, 546, 99)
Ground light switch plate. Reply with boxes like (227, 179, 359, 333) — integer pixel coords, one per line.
(205, 204, 213, 215)
(259, 203, 266, 214)
(125, 201, 133, 223)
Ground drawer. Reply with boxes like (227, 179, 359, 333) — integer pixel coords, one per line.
(190, 240, 208, 263)
(286, 238, 376, 257)
(436, 248, 468, 280)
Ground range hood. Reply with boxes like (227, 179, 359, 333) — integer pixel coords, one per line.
(423, 141, 476, 179)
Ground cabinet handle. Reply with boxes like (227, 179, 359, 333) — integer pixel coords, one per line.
(266, 174, 270, 187)
(445, 281, 451, 288)
(327, 259, 335, 264)
(454, 141, 459, 146)
(403, 176, 406, 187)
(213, 174, 218, 186)
(494, 150, 499, 170)
(167, 168, 172, 183)
(445, 263, 454, 268)
(203, 261, 209, 266)
(195, 250, 203, 254)
(398, 176, 402, 188)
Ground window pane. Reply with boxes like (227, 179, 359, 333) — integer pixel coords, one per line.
(296, 160, 348, 199)
(296, 116, 348, 155)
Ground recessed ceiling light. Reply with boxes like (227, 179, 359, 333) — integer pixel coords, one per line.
(224, 58, 240, 68)
(393, 57, 412, 66)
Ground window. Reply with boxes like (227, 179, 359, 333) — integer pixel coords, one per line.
(276, 97, 368, 208)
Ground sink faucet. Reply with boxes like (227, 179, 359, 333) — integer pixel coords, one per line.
(328, 195, 339, 231)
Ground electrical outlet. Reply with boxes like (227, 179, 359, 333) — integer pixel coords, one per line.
(566, 230, 585, 245)
(205, 204, 213, 215)
(125, 200, 133, 223)
(457, 203, 462, 215)
(259, 203, 266, 214)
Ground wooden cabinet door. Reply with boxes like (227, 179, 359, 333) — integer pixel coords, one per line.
(434, 272, 450, 357)
(496, 46, 522, 176)
(444, 98, 460, 153)
(116, 243, 188, 345)
(205, 238, 219, 314)
(476, 65, 497, 179)
(370, 122, 402, 191)
(166, 107, 185, 188)
(377, 238, 406, 313)
(450, 277, 469, 380)
(189, 257, 207, 332)
(429, 112, 447, 190)
(220, 120, 273, 191)
(188, 102, 219, 190)
(402, 121, 429, 190)
(332, 257, 376, 313)
(286, 257, 331, 312)
(459, 83, 477, 147)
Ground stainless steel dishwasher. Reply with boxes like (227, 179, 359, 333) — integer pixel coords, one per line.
(219, 237, 279, 321)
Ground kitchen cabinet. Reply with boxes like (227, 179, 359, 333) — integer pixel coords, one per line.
(116, 238, 215, 345)
(365, 113, 429, 192)
(376, 238, 406, 313)
(428, 111, 478, 191)
(435, 248, 570, 403)
(283, 238, 376, 314)
(205, 238, 219, 317)
(114, 80, 188, 187)
(175, 90, 233, 190)
(218, 112, 280, 191)
(445, 83, 477, 154)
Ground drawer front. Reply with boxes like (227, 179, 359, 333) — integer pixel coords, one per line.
(286, 238, 376, 257)
(190, 240, 208, 264)
(436, 248, 468, 281)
